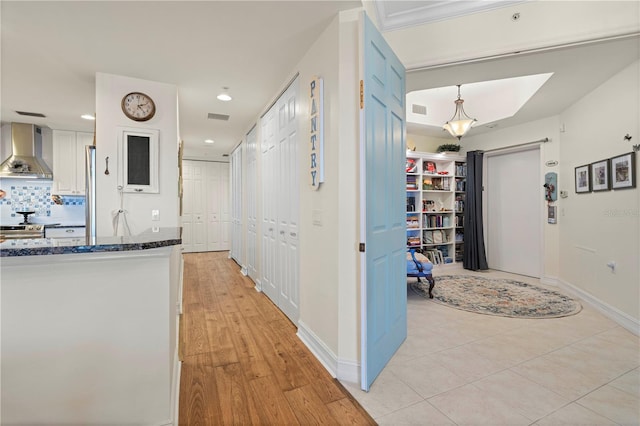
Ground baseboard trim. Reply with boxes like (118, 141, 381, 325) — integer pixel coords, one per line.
(170, 347, 182, 425)
(337, 357, 360, 385)
(240, 266, 248, 276)
(540, 275, 559, 286)
(557, 278, 639, 336)
(297, 321, 338, 378)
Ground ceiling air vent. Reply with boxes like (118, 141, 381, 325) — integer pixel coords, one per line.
(208, 113, 230, 121)
(411, 104, 427, 115)
(222, 154, 229, 157)
(16, 111, 46, 118)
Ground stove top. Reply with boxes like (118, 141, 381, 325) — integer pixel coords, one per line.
(1, 226, 43, 239)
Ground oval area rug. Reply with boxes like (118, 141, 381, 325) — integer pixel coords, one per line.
(411, 275, 582, 318)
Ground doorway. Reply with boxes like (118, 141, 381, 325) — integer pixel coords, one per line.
(181, 160, 230, 253)
(485, 147, 541, 277)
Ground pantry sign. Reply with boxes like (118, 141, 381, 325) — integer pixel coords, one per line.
(309, 76, 324, 190)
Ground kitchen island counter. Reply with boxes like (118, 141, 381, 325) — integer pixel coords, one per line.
(1, 228, 183, 425)
(0, 227, 181, 257)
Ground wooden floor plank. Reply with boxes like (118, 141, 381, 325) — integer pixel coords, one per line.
(327, 397, 377, 425)
(248, 375, 300, 425)
(179, 353, 220, 425)
(285, 384, 340, 425)
(179, 252, 376, 426)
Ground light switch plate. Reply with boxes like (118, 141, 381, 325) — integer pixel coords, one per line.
(152, 210, 160, 221)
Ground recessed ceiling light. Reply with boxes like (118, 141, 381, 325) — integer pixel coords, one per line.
(81, 114, 95, 120)
(204, 139, 215, 144)
(217, 87, 232, 102)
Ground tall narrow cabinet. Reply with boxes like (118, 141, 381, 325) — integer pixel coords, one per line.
(406, 152, 466, 264)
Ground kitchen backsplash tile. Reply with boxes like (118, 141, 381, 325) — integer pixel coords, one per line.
(0, 178, 85, 225)
(0, 183, 53, 217)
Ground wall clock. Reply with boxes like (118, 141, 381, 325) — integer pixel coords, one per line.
(121, 92, 156, 121)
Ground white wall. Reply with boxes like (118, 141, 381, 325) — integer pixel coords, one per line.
(460, 60, 640, 327)
(558, 60, 639, 324)
(296, 15, 341, 359)
(95, 73, 179, 236)
(407, 132, 452, 153)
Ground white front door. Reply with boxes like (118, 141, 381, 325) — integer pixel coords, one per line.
(486, 147, 541, 277)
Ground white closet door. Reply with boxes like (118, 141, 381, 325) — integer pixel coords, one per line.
(207, 162, 222, 251)
(258, 78, 299, 324)
(261, 108, 277, 301)
(220, 162, 231, 250)
(182, 161, 207, 253)
(486, 147, 541, 277)
(230, 145, 243, 264)
(246, 127, 258, 281)
(277, 83, 299, 323)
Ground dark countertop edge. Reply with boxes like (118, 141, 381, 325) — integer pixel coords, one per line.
(0, 227, 182, 258)
(0, 237, 182, 257)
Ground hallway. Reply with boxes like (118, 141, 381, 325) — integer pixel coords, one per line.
(178, 252, 375, 425)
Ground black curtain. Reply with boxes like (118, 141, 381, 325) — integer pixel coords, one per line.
(463, 150, 489, 270)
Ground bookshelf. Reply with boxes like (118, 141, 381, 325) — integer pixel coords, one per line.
(406, 152, 466, 265)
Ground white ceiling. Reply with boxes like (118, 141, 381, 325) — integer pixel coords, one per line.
(405, 36, 640, 138)
(0, 1, 360, 158)
(2, 1, 638, 155)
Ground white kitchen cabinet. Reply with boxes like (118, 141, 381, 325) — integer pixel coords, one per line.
(45, 226, 86, 238)
(52, 130, 93, 195)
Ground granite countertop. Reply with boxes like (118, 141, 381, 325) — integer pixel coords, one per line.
(0, 227, 182, 257)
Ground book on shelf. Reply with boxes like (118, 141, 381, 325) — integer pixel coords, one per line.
(423, 229, 448, 244)
(406, 158, 417, 173)
(407, 196, 416, 212)
(423, 176, 450, 191)
(455, 163, 467, 177)
(407, 236, 421, 246)
(406, 216, 419, 228)
(406, 175, 418, 190)
(456, 180, 466, 191)
(423, 161, 437, 174)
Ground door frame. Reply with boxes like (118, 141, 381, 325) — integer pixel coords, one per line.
(483, 144, 545, 278)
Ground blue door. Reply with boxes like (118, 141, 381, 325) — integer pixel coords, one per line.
(360, 12, 407, 391)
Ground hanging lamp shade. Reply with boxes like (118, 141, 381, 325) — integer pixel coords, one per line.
(443, 85, 477, 140)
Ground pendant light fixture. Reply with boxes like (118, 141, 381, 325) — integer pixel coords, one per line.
(443, 84, 477, 140)
(217, 87, 232, 102)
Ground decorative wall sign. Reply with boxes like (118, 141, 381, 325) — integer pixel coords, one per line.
(309, 76, 324, 190)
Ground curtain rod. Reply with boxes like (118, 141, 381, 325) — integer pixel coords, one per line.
(481, 137, 549, 153)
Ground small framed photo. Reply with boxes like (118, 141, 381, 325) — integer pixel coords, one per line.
(575, 164, 591, 193)
(610, 152, 636, 190)
(590, 159, 610, 191)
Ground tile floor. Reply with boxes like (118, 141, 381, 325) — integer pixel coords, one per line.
(342, 266, 640, 425)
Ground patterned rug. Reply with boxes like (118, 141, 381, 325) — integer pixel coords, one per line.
(410, 275, 582, 318)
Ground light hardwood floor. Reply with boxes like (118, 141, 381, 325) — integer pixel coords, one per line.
(179, 252, 376, 425)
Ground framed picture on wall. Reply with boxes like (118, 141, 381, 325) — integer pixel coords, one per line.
(610, 152, 636, 190)
(575, 164, 591, 193)
(590, 159, 610, 191)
